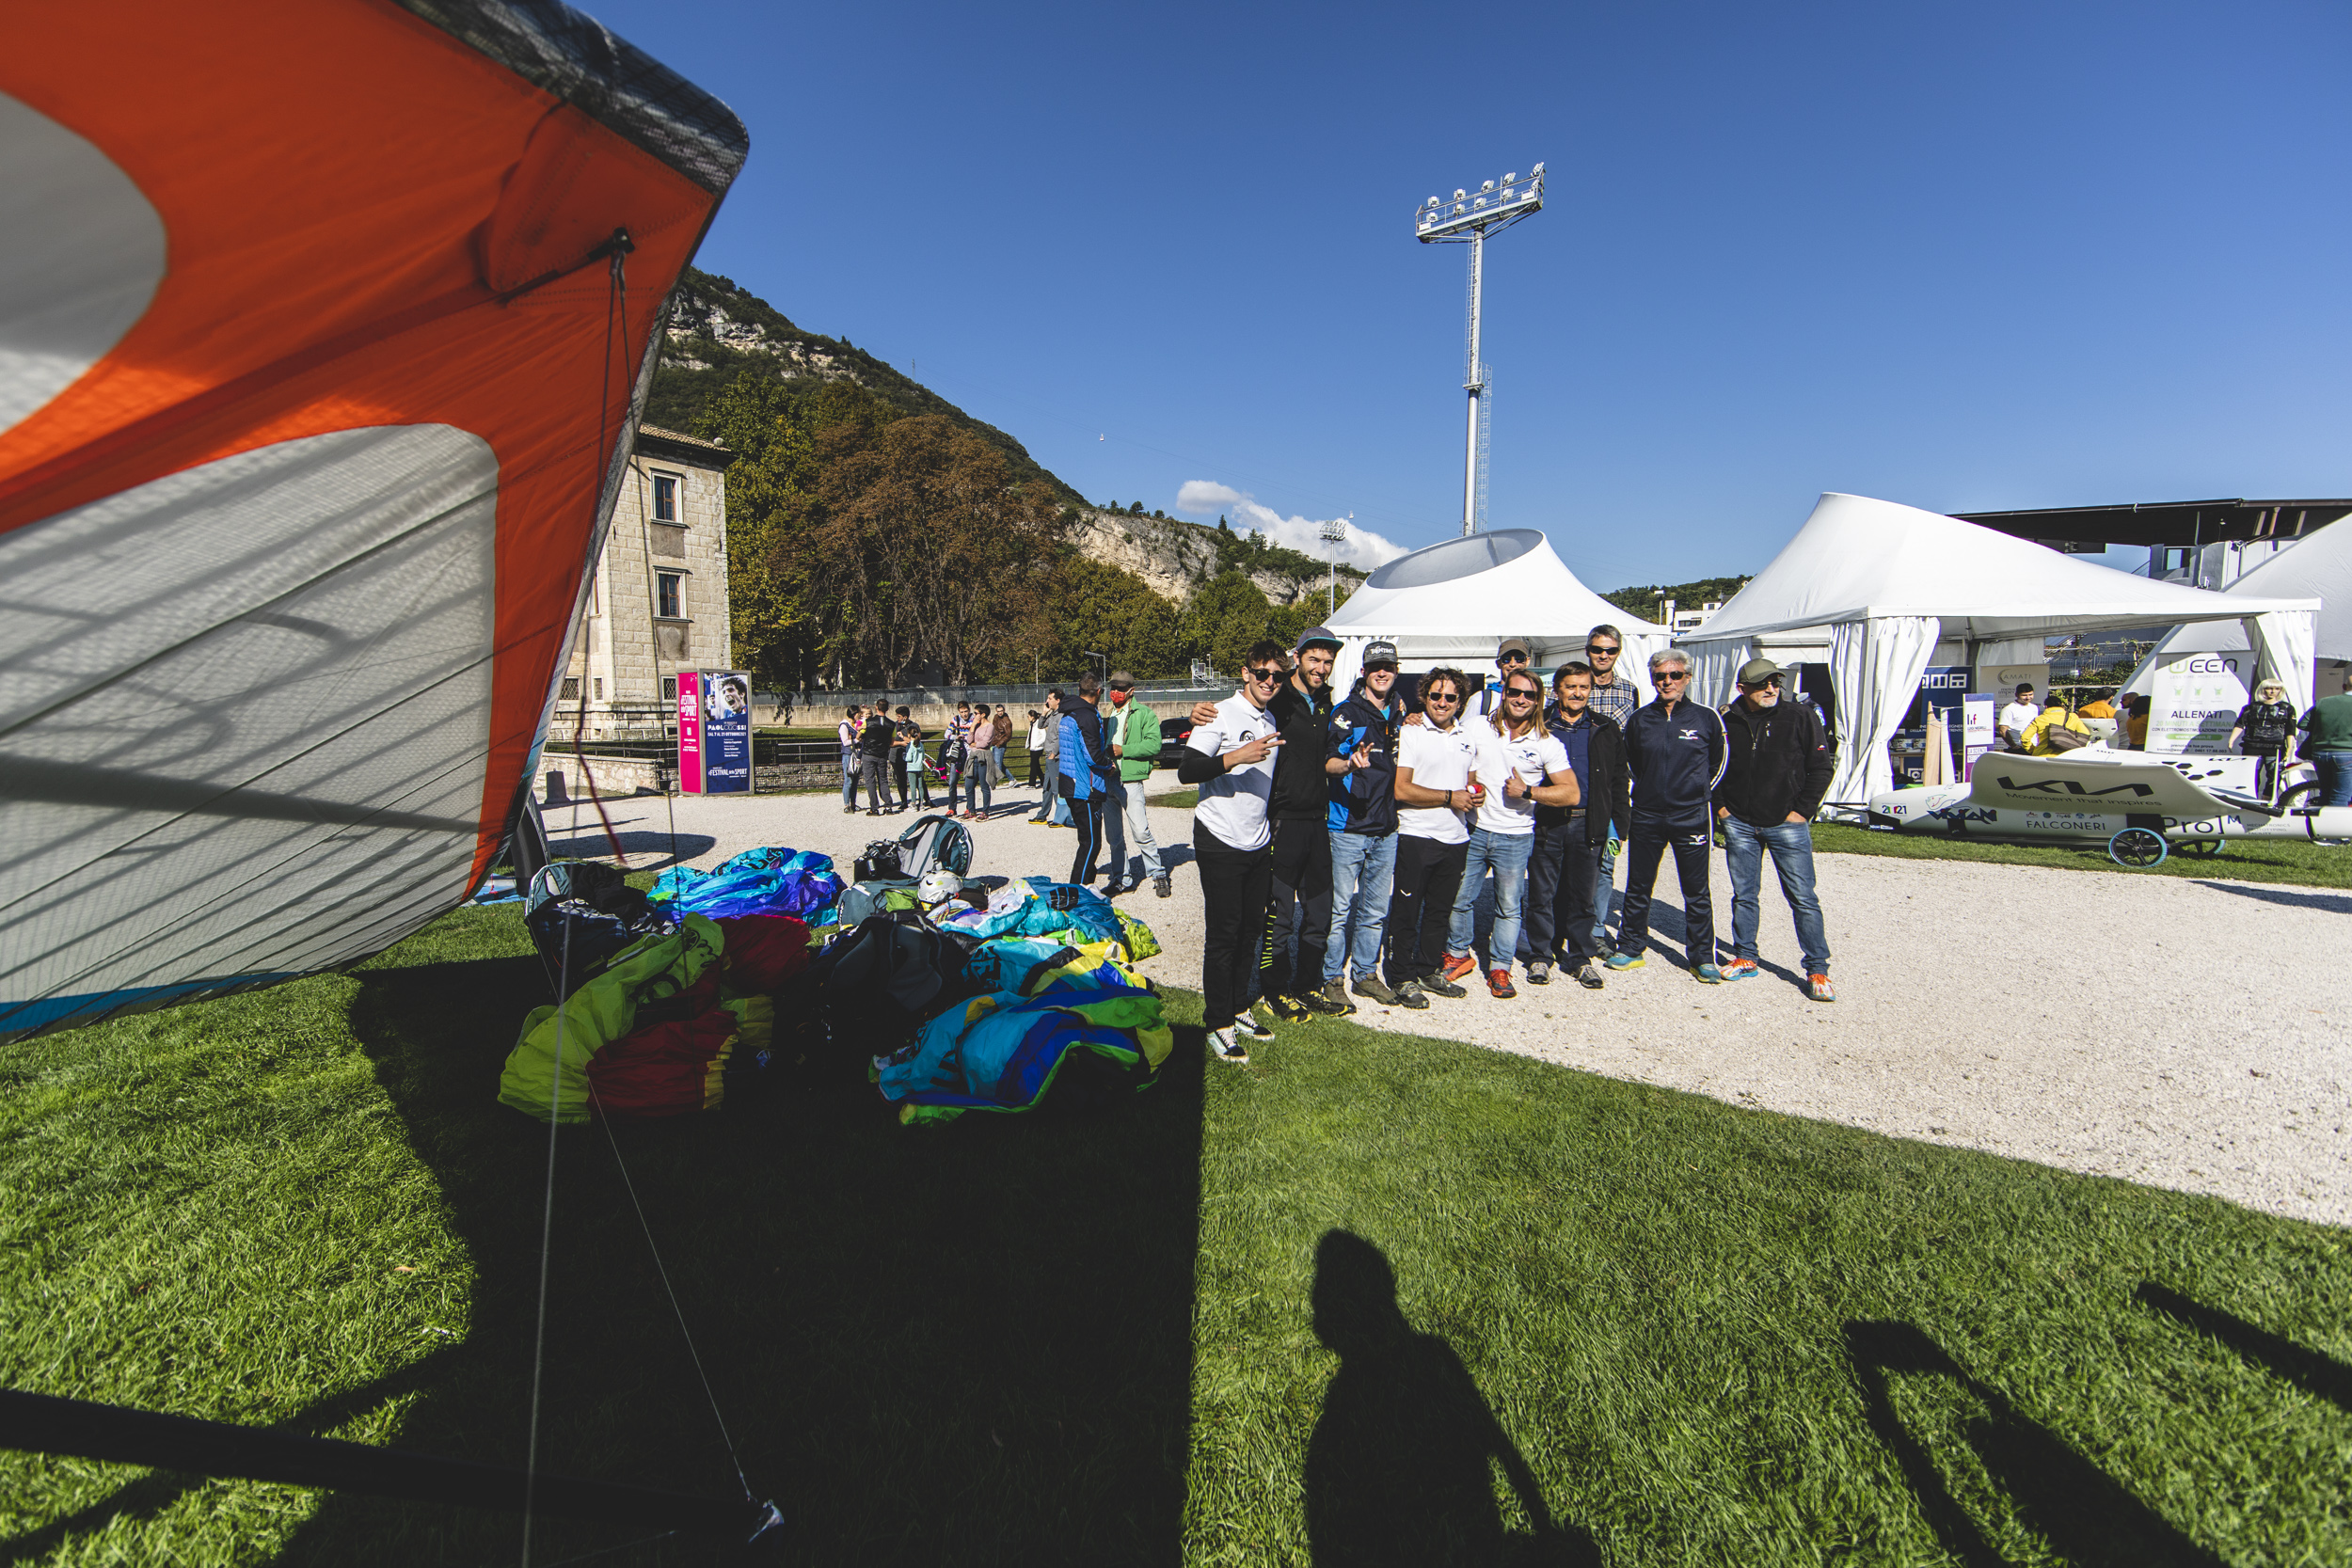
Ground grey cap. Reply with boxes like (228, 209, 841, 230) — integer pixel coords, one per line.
(1362, 639, 1400, 668)
(1295, 625, 1343, 654)
(1496, 636, 1532, 661)
(1737, 657, 1783, 686)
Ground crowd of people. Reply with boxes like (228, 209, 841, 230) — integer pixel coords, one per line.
(835, 700, 1014, 820)
(1994, 670, 2352, 806)
(1168, 627, 1837, 1064)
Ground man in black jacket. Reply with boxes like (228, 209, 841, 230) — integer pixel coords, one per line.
(1610, 649, 1727, 979)
(857, 704, 896, 816)
(1713, 657, 1836, 1001)
(1521, 662, 1628, 989)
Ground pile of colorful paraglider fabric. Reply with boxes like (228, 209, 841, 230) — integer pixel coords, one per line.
(499, 913, 811, 1121)
(930, 876, 1162, 961)
(648, 846, 842, 923)
(873, 936, 1172, 1125)
(524, 862, 676, 999)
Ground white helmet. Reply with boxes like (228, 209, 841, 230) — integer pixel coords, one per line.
(916, 869, 963, 906)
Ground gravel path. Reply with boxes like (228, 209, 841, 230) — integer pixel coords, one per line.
(545, 783, 2352, 1227)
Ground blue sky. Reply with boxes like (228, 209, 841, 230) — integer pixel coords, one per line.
(599, 0, 2351, 591)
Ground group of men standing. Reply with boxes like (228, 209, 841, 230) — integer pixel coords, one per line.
(1180, 627, 1836, 1064)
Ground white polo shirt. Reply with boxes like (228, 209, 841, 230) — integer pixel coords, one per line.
(1397, 720, 1479, 845)
(1186, 691, 1279, 851)
(1473, 723, 1570, 835)
(1999, 700, 2041, 738)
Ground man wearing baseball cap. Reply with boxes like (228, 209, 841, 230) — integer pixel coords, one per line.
(1470, 636, 1535, 725)
(1713, 657, 1835, 1001)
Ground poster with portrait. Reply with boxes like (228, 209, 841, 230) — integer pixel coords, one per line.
(701, 670, 753, 793)
(676, 670, 706, 794)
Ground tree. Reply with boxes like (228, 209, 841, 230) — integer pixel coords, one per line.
(1043, 558, 1185, 679)
(1181, 571, 1278, 678)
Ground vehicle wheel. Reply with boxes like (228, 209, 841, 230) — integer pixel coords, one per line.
(2176, 838, 2222, 858)
(2107, 827, 2169, 868)
(2277, 778, 2319, 809)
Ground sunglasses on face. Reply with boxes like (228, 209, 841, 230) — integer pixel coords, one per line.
(1657, 670, 1690, 682)
(1505, 687, 1540, 701)
(1586, 644, 1619, 656)
(1499, 652, 1528, 664)
(1245, 667, 1283, 684)
(1743, 676, 1784, 690)
(1365, 663, 1398, 674)
(1424, 690, 1461, 705)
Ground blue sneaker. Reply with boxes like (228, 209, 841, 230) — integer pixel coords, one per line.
(1604, 951, 1645, 971)
(1692, 963, 1724, 983)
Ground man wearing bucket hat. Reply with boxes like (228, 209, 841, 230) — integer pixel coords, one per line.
(1712, 657, 1835, 1001)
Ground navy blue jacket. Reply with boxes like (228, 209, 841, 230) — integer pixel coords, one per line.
(1620, 698, 1727, 830)
(1538, 705, 1630, 846)
(1325, 690, 1401, 834)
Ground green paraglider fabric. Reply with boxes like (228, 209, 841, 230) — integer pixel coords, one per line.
(498, 915, 725, 1122)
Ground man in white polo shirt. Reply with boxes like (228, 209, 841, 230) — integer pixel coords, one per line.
(1442, 667, 1581, 999)
(1178, 639, 1288, 1064)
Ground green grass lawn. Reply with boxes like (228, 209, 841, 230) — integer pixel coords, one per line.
(4, 903, 2347, 1565)
(1812, 821, 2352, 888)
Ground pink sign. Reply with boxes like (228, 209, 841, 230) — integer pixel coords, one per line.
(676, 671, 706, 794)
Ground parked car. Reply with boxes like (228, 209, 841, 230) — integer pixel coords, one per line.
(1152, 714, 1196, 769)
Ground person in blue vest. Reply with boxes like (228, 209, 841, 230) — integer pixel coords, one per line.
(1321, 641, 1405, 1009)
(1057, 673, 1118, 885)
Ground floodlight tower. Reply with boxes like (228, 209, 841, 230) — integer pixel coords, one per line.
(1320, 513, 1350, 612)
(1416, 165, 1545, 536)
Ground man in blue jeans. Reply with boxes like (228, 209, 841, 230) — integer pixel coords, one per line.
(1323, 641, 1405, 1007)
(2300, 670, 2352, 806)
(1441, 668, 1579, 999)
(1712, 657, 1836, 1002)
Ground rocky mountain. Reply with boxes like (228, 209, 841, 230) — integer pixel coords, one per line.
(647, 268, 1359, 609)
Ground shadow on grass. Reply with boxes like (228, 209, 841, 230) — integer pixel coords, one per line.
(1844, 1320, 2224, 1567)
(2136, 1282, 2352, 1411)
(1304, 1231, 1597, 1567)
(268, 954, 1205, 1565)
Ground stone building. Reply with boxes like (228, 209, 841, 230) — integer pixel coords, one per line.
(559, 425, 735, 740)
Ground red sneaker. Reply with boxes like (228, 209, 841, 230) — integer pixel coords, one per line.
(1486, 967, 1517, 999)
(1440, 951, 1478, 985)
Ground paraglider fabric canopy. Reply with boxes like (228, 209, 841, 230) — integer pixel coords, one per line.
(1324, 530, 1670, 696)
(1684, 494, 2321, 805)
(2122, 513, 2352, 694)
(0, 0, 747, 1040)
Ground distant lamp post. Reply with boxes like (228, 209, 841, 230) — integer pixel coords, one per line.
(1085, 649, 1106, 685)
(1415, 164, 1545, 536)
(1320, 515, 1350, 614)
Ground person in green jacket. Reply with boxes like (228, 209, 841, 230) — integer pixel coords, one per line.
(1104, 672, 1170, 897)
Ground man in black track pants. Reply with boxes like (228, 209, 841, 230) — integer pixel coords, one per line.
(1057, 674, 1117, 886)
(1180, 641, 1288, 1064)
(1610, 648, 1727, 980)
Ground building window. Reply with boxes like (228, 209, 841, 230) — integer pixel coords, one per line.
(652, 472, 680, 523)
(656, 571, 683, 619)
(560, 676, 580, 700)
(593, 677, 604, 700)
(661, 675, 678, 703)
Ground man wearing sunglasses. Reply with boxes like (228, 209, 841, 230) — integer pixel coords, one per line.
(1580, 624, 1645, 958)
(1180, 641, 1292, 1063)
(1610, 648, 1727, 981)
(1714, 657, 1835, 1001)
(1321, 640, 1405, 1011)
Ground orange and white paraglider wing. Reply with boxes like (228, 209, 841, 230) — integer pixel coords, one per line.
(0, 0, 746, 1039)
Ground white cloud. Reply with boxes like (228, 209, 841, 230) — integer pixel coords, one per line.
(1175, 480, 1246, 512)
(1175, 480, 1409, 572)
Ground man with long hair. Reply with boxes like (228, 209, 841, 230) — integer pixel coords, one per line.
(1439, 667, 1580, 999)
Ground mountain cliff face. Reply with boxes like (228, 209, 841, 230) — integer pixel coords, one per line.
(647, 267, 1359, 608)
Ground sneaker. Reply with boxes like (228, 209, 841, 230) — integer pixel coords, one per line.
(1571, 962, 1605, 990)
(1351, 974, 1404, 1006)
(1486, 967, 1518, 999)
(1393, 978, 1431, 1009)
(1152, 875, 1172, 898)
(1808, 974, 1836, 1003)
(1722, 958, 1760, 981)
(1525, 960, 1551, 986)
(1210, 1027, 1249, 1065)
(1693, 963, 1723, 984)
(1316, 979, 1359, 1017)
(1604, 951, 1645, 971)
(1266, 992, 1312, 1024)
(1416, 971, 1468, 999)
(1235, 1007, 1276, 1040)
(1440, 951, 1478, 985)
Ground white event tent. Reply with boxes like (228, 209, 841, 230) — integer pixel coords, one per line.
(2122, 513, 2352, 693)
(1326, 529, 1669, 696)
(1687, 493, 2322, 805)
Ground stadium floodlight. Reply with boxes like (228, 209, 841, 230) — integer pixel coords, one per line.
(1320, 515, 1350, 613)
(1414, 163, 1546, 535)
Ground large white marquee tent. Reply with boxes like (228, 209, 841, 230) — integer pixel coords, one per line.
(1687, 493, 2322, 804)
(1326, 529, 1669, 695)
(2122, 513, 2352, 692)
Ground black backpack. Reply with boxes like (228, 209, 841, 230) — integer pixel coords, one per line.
(797, 911, 986, 1047)
(523, 861, 672, 999)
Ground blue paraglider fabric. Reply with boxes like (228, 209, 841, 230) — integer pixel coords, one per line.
(649, 847, 843, 922)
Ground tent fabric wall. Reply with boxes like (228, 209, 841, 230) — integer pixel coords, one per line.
(2127, 516, 2350, 703)
(1324, 529, 1668, 698)
(2246, 611, 2318, 710)
(1827, 616, 1938, 804)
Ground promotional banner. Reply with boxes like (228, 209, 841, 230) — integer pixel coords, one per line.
(2147, 651, 2252, 754)
(1962, 696, 1996, 779)
(676, 671, 706, 794)
(702, 670, 753, 794)
(1918, 665, 1971, 748)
